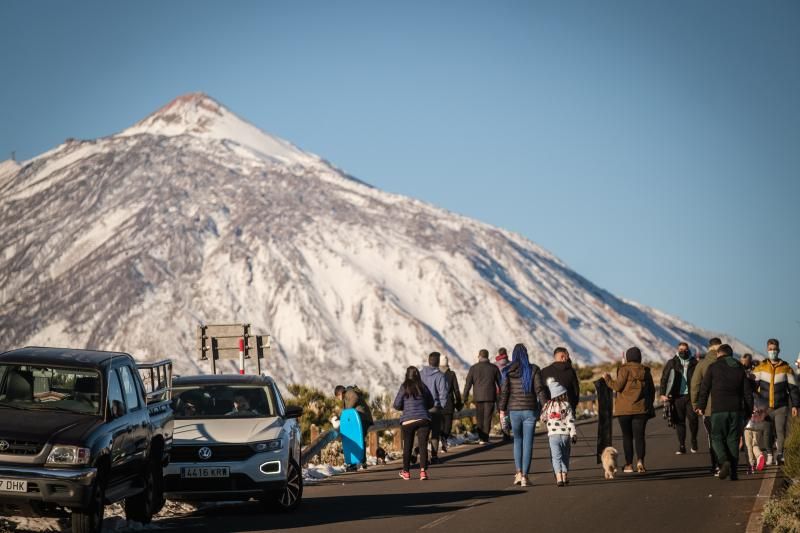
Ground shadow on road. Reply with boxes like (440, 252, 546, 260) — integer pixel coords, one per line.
(156, 489, 523, 531)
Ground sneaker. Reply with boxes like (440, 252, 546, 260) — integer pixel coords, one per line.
(766, 454, 774, 466)
(399, 470, 411, 480)
(690, 447, 698, 454)
(636, 461, 646, 473)
(747, 465, 754, 475)
(513, 472, 522, 485)
(478, 440, 489, 445)
(556, 480, 565, 487)
(520, 475, 530, 487)
(777, 454, 785, 466)
(713, 467, 720, 477)
(757, 454, 766, 472)
(420, 470, 429, 481)
(676, 446, 686, 455)
(718, 461, 731, 480)
(623, 464, 634, 473)
(429, 455, 439, 465)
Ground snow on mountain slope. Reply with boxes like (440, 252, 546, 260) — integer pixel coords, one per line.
(0, 94, 752, 393)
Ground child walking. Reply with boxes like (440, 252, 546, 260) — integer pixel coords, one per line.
(542, 378, 577, 486)
(744, 399, 770, 474)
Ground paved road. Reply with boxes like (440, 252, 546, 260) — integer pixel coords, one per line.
(157, 414, 766, 533)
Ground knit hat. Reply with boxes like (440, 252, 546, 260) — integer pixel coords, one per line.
(546, 377, 567, 398)
(625, 347, 642, 363)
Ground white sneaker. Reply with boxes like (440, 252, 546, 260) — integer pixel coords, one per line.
(767, 454, 774, 466)
(690, 448, 698, 454)
(514, 472, 522, 485)
(520, 475, 530, 487)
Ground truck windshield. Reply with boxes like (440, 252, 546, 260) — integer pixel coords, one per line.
(173, 385, 275, 419)
(0, 364, 102, 416)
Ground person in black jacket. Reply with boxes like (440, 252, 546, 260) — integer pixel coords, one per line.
(696, 344, 754, 481)
(439, 356, 463, 453)
(660, 342, 699, 454)
(463, 349, 502, 444)
(498, 343, 547, 486)
(541, 347, 580, 411)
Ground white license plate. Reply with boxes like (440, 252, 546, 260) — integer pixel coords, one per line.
(180, 467, 230, 479)
(0, 479, 27, 493)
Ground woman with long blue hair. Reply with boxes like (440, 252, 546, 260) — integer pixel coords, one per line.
(498, 343, 547, 486)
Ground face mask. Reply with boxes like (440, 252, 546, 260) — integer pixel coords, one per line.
(678, 351, 690, 360)
(768, 350, 779, 361)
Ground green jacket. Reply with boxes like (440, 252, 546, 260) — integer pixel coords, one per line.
(691, 349, 717, 414)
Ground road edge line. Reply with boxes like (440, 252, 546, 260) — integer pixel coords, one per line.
(745, 467, 779, 533)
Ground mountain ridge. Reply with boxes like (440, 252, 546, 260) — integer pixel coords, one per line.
(0, 94, 752, 393)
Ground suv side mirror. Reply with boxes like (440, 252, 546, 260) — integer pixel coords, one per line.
(284, 405, 303, 419)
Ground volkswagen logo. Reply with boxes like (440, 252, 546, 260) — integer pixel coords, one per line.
(0, 441, 9, 452)
(197, 446, 213, 460)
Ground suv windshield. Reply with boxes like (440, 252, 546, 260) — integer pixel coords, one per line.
(173, 385, 275, 419)
(0, 364, 102, 415)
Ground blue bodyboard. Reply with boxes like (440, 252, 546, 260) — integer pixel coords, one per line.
(340, 408, 365, 466)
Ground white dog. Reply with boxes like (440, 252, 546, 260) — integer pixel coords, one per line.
(601, 446, 618, 479)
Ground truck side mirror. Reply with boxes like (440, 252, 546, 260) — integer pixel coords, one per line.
(284, 405, 303, 419)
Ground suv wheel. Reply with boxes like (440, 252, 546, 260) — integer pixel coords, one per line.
(124, 462, 156, 524)
(71, 474, 105, 533)
(265, 457, 303, 512)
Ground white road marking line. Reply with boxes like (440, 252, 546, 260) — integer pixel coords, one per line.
(419, 514, 455, 529)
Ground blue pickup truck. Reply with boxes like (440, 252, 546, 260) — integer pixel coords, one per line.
(0, 347, 173, 533)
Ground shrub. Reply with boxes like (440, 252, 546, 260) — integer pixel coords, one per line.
(763, 420, 800, 531)
(575, 365, 595, 381)
(287, 384, 338, 442)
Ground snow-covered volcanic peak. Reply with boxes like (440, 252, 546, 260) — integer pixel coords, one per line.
(0, 93, 753, 394)
(119, 92, 321, 167)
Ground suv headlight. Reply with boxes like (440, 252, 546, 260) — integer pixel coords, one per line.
(250, 439, 283, 453)
(46, 445, 91, 465)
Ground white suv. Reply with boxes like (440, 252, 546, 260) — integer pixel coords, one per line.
(164, 374, 303, 511)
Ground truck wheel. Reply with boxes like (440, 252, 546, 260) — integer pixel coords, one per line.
(71, 476, 105, 533)
(124, 462, 156, 524)
(266, 457, 303, 512)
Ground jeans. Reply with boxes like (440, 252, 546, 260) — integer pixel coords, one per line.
(768, 406, 789, 456)
(475, 402, 495, 442)
(510, 410, 537, 473)
(402, 419, 430, 471)
(549, 434, 571, 473)
(617, 414, 648, 465)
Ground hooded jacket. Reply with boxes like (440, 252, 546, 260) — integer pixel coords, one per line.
(661, 354, 698, 400)
(498, 360, 547, 412)
(697, 355, 754, 415)
(753, 359, 800, 409)
(420, 365, 448, 409)
(541, 360, 581, 410)
(604, 362, 655, 417)
(691, 349, 717, 414)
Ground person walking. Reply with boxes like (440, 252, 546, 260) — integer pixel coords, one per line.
(498, 343, 547, 487)
(393, 366, 435, 480)
(334, 384, 374, 471)
(542, 378, 577, 487)
(463, 349, 502, 444)
(439, 355, 463, 453)
(691, 337, 723, 475)
(696, 344, 754, 481)
(420, 352, 448, 464)
(660, 342, 699, 454)
(752, 338, 799, 465)
(495, 348, 511, 441)
(541, 347, 580, 412)
(603, 347, 655, 473)
(743, 399, 770, 474)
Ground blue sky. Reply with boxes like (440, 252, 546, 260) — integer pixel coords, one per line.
(2, 0, 798, 358)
